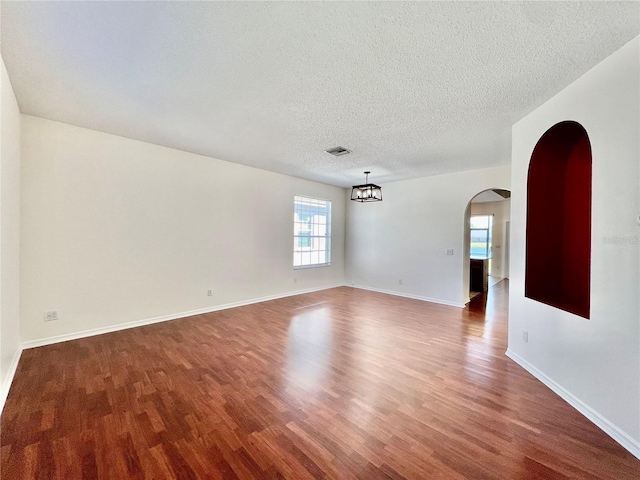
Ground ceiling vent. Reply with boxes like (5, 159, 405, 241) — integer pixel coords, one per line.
(324, 146, 351, 156)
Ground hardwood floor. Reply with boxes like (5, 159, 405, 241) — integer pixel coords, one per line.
(2, 282, 639, 479)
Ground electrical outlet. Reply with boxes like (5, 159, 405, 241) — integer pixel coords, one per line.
(44, 311, 58, 322)
(294, 278, 297, 284)
(398, 278, 403, 285)
(207, 289, 213, 297)
(446, 249, 454, 256)
(522, 330, 529, 343)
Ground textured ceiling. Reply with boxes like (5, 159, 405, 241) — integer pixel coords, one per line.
(2, 2, 638, 188)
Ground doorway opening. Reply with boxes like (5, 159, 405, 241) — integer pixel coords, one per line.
(463, 189, 511, 303)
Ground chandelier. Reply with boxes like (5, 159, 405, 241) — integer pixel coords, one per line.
(350, 171, 382, 202)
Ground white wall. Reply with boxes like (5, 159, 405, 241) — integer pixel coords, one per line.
(470, 199, 511, 278)
(0, 58, 22, 407)
(345, 165, 510, 307)
(20, 115, 346, 344)
(509, 36, 640, 456)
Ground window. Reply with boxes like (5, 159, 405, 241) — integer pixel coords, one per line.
(470, 215, 493, 259)
(294, 196, 331, 268)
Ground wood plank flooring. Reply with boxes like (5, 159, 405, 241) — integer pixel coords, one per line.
(2, 282, 639, 479)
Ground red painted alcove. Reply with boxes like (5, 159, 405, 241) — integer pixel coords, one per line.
(525, 121, 592, 319)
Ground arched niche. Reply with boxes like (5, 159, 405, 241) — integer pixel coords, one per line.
(525, 121, 592, 318)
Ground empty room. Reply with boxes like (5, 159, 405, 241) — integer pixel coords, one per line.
(1, 2, 639, 479)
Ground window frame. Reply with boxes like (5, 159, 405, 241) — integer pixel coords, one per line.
(293, 195, 332, 269)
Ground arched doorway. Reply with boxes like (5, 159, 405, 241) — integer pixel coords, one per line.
(463, 189, 511, 303)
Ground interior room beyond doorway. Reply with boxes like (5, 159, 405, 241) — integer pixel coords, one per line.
(468, 189, 511, 299)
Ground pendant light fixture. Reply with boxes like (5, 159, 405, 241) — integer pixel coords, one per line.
(351, 171, 382, 202)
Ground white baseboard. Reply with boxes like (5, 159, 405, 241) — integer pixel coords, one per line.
(505, 349, 640, 460)
(21, 284, 345, 350)
(0, 347, 23, 415)
(349, 284, 465, 308)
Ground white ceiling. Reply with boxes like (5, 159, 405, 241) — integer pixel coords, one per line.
(2, 2, 638, 188)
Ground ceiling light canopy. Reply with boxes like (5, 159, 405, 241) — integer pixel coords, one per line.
(351, 171, 382, 202)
